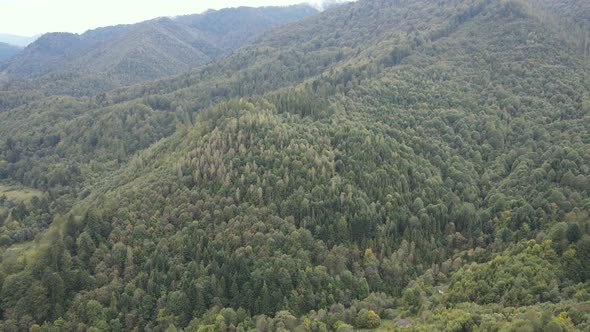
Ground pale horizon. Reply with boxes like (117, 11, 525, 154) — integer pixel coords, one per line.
(0, 0, 343, 37)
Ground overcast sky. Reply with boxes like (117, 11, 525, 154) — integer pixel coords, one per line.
(0, 0, 326, 36)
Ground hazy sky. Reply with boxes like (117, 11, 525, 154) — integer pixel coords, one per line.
(0, 0, 325, 36)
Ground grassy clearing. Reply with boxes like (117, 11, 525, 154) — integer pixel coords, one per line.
(1, 239, 38, 272)
(0, 215, 67, 273)
(0, 184, 43, 203)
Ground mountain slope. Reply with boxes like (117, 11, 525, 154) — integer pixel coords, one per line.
(0, 42, 21, 62)
(0, 0, 485, 190)
(0, 0, 589, 331)
(0, 26, 130, 77)
(0, 5, 318, 94)
(175, 5, 320, 56)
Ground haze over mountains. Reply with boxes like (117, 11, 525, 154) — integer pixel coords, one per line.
(0, 0, 589, 331)
(0, 5, 318, 94)
(0, 34, 37, 47)
(0, 43, 21, 62)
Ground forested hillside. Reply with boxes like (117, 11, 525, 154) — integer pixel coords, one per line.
(0, 0, 589, 331)
(0, 5, 317, 97)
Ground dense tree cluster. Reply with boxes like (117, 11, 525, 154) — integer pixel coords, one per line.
(0, 0, 589, 330)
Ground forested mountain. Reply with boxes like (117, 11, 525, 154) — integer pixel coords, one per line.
(0, 0, 589, 331)
(0, 43, 21, 62)
(0, 5, 317, 96)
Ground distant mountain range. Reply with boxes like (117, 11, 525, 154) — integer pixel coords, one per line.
(0, 42, 21, 62)
(0, 33, 38, 47)
(0, 5, 318, 93)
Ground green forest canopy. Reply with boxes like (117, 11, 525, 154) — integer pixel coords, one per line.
(0, 0, 589, 331)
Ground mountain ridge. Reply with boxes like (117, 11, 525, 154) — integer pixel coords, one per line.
(0, 4, 318, 94)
